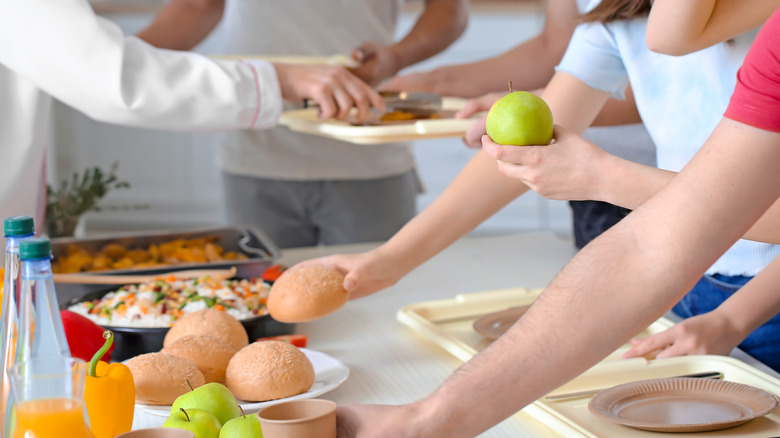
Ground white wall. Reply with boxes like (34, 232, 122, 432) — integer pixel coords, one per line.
(51, 4, 575, 237)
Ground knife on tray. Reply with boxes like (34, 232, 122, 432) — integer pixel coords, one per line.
(303, 91, 453, 125)
(542, 371, 724, 402)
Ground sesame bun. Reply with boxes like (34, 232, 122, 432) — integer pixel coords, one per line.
(267, 265, 349, 323)
(161, 335, 237, 383)
(164, 308, 249, 352)
(225, 341, 314, 402)
(125, 352, 206, 405)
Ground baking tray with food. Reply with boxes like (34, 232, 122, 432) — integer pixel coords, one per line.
(51, 225, 279, 305)
(63, 269, 294, 361)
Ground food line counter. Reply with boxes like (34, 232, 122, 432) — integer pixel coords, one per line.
(130, 231, 779, 436)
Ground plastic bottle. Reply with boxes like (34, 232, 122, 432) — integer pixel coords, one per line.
(0, 216, 35, 437)
(16, 238, 71, 363)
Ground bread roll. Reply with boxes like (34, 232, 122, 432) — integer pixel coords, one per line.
(125, 352, 206, 405)
(267, 265, 348, 322)
(164, 308, 248, 351)
(225, 341, 314, 402)
(161, 335, 237, 383)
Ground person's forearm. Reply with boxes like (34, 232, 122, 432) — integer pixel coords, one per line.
(136, 0, 223, 50)
(744, 198, 780, 243)
(381, 151, 529, 278)
(414, 119, 780, 437)
(391, 0, 468, 70)
(595, 155, 676, 209)
(420, 37, 569, 98)
(591, 85, 643, 126)
(646, 0, 776, 55)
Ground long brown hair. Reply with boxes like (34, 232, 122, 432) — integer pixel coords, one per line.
(581, 0, 652, 23)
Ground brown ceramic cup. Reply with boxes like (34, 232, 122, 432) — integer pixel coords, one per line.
(116, 428, 195, 438)
(257, 398, 337, 438)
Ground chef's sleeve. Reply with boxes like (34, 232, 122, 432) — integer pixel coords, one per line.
(0, 0, 281, 131)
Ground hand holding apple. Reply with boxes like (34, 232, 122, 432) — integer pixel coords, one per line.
(482, 125, 611, 201)
(485, 84, 553, 146)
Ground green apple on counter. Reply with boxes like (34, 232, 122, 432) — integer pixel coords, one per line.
(172, 381, 241, 426)
(164, 407, 222, 438)
(219, 406, 263, 438)
(486, 85, 554, 146)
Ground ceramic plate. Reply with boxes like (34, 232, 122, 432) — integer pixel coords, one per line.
(472, 305, 531, 340)
(589, 377, 779, 433)
(136, 348, 349, 417)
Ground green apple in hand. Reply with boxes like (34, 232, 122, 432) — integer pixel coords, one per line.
(486, 84, 554, 146)
(172, 381, 241, 426)
(219, 406, 263, 438)
(164, 407, 222, 438)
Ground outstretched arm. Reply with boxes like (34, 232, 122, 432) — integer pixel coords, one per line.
(304, 72, 609, 299)
(350, 0, 468, 85)
(382, 0, 578, 97)
(646, 0, 777, 55)
(338, 117, 780, 438)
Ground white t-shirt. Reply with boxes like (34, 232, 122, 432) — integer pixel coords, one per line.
(0, 0, 283, 230)
(218, 0, 417, 181)
(557, 12, 778, 276)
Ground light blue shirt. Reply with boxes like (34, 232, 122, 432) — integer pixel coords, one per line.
(557, 14, 777, 276)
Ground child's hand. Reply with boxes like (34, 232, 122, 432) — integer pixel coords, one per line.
(622, 311, 744, 360)
(294, 248, 403, 300)
(480, 125, 610, 201)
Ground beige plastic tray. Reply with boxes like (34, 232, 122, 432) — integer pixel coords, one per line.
(396, 287, 673, 362)
(397, 288, 780, 437)
(278, 97, 480, 145)
(530, 355, 780, 437)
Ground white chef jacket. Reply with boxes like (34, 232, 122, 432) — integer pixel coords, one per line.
(0, 0, 284, 230)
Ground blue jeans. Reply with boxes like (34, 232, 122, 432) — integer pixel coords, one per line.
(673, 274, 780, 372)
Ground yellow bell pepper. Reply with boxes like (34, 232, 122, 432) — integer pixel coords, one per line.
(84, 330, 135, 438)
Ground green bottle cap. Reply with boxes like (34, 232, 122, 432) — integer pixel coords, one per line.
(19, 238, 51, 260)
(4, 216, 35, 237)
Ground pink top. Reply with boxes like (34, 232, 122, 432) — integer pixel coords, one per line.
(724, 8, 780, 133)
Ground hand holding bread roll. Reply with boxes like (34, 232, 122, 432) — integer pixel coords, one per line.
(267, 265, 349, 323)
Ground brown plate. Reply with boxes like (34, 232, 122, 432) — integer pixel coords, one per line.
(472, 305, 531, 340)
(589, 377, 779, 433)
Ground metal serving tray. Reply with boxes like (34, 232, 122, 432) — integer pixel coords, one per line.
(52, 225, 279, 305)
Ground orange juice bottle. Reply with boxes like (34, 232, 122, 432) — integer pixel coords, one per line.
(12, 398, 93, 438)
(0, 216, 35, 436)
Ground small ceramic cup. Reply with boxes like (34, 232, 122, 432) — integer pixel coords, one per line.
(257, 399, 337, 438)
(116, 428, 195, 438)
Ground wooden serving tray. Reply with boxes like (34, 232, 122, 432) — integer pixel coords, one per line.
(279, 97, 481, 145)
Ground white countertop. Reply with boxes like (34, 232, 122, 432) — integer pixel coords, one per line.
(132, 231, 777, 436)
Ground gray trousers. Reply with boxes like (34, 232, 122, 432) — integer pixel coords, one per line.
(221, 171, 417, 249)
